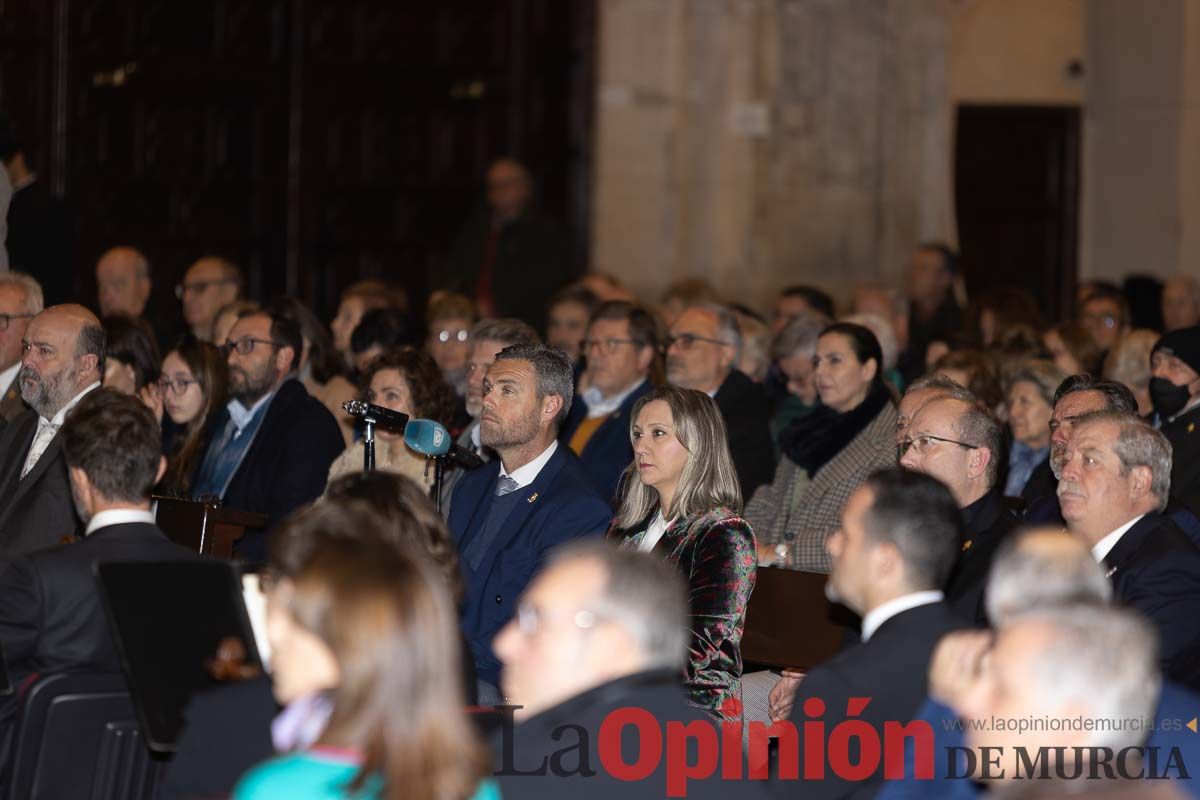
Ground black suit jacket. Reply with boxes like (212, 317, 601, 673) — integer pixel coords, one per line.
(713, 370, 776, 500)
(0, 521, 197, 723)
(945, 489, 1018, 626)
(0, 408, 82, 557)
(1103, 511, 1200, 688)
(6, 179, 75, 307)
(782, 601, 964, 800)
(199, 378, 344, 562)
(1163, 405, 1200, 518)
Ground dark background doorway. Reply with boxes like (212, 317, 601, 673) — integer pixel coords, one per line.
(955, 104, 1081, 323)
(0, 0, 591, 320)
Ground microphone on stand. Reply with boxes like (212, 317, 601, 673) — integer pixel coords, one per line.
(405, 419, 485, 470)
(342, 400, 410, 431)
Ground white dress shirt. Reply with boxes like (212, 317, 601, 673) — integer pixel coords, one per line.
(85, 508, 157, 536)
(1091, 514, 1146, 565)
(860, 590, 945, 642)
(582, 378, 647, 419)
(499, 440, 558, 490)
(21, 381, 100, 478)
(638, 510, 677, 553)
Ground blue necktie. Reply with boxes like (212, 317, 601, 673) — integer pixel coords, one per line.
(496, 475, 520, 496)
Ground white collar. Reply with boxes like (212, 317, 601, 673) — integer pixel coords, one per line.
(860, 590, 945, 642)
(0, 362, 19, 397)
(85, 508, 156, 536)
(227, 389, 276, 432)
(470, 420, 482, 450)
(583, 378, 648, 418)
(42, 381, 100, 427)
(1169, 396, 1200, 424)
(1091, 514, 1146, 564)
(499, 440, 558, 490)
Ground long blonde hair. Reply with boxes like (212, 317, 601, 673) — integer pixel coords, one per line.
(614, 385, 742, 528)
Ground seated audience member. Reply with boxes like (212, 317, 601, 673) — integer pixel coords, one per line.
(1163, 274, 1200, 332)
(852, 285, 908, 351)
(731, 306, 771, 382)
(747, 323, 896, 572)
(328, 347, 457, 489)
(192, 311, 344, 560)
(545, 284, 597, 364)
(666, 304, 774, 498)
(930, 349, 1003, 413)
(1078, 283, 1132, 354)
(577, 272, 637, 303)
(0, 304, 103, 555)
(768, 469, 965, 800)
(895, 374, 972, 453)
(233, 521, 495, 800)
(156, 337, 228, 496)
(971, 286, 1044, 349)
(426, 291, 477, 399)
(560, 300, 657, 504)
(0, 272, 42, 423)
(771, 284, 836, 335)
(1104, 328, 1158, 417)
(95, 246, 152, 319)
(1024, 375, 1138, 525)
(177, 256, 243, 342)
(101, 314, 160, 397)
(211, 299, 261, 350)
(956, 605, 1159, 789)
(766, 311, 827, 445)
(1150, 326, 1200, 515)
(659, 277, 720, 328)
(494, 541, 762, 800)
(162, 474, 474, 799)
(1002, 359, 1065, 499)
(270, 296, 357, 446)
(843, 310, 903, 391)
(900, 394, 1016, 624)
(1043, 320, 1102, 377)
(440, 318, 540, 511)
(348, 307, 418, 375)
(609, 386, 755, 719)
(1059, 410, 1200, 686)
(0, 390, 196, 768)
(329, 279, 407, 370)
(899, 242, 963, 384)
(448, 343, 611, 703)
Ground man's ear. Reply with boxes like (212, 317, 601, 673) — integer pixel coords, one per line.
(969, 447, 993, 481)
(80, 353, 100, 377)
(542, 393, 564, 424)
(636, 345, 655, 373)
(1130, 465, 1153, 498)
(275, 345, 296, 375)
(68, 465, 92, 510)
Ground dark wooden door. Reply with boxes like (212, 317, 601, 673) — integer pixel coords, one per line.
(955, 105, 1080, 323)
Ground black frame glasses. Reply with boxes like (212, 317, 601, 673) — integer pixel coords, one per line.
(175, 278, 236, 299)
(898, 433, 979, 457)
(583, 337, 641, 355)
(158, 376, 201, 395)
(220, 337, 281, 357)
(662, 333, 731, 352)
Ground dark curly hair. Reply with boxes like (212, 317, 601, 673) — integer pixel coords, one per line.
(359, 346, 456, 427)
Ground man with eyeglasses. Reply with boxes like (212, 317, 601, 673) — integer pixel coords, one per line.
(176, 256, 242, 342)
(492, 540, 746, 799)
(191, 310, 343, 562)
(665, 303, 774, 498)
(0, 272, 42, 423)
(1077, 284, 1130, 354)
(899, 394, 1016, 625)
(560, 301, 657, 505)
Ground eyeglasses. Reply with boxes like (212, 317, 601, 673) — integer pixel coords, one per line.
(899, 434, 979, 457)
(435, 329, 469, 344)
(1080, 312, 1118, 329)
(583, 337, 641, 355)
(663, 333, 731, 352)
(220, 337, 281, 357)
(0, 313, 33, 331)
(514, 602, 602, 637)
(158, 376, 200, 395)
(175, 278, 236, 299)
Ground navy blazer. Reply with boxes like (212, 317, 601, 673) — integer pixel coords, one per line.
(448, 444, 612, 685)
(559, 379, 653, 506)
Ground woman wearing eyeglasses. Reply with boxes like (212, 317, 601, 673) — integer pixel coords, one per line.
(745, 322, 897, 573)
(155, 336, 229, 496)
(608, 385, 755, 721)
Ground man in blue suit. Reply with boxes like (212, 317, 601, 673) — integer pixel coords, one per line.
(560, 301, 657, 505)
(448, 342, 612, 703)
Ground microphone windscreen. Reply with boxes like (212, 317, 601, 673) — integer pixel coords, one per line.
(404, 419, 452, 456)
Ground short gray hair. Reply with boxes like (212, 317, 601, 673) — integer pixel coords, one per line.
(1006, 603, 1160, 751)
(905, 373, 975, 404)
(548, 540, 689, 671)
(950, 399, 1006, 489)
(687, 302, 742, 361)
(1075, 410, 1171, 510)
(985, 529, 1113, 627)
(1005, 359, 1067, 408)
(0, 271, 43, 315)
(771, 310, 826, 362)
(493, 342, 575, 429)
(469, 317, 540, 348)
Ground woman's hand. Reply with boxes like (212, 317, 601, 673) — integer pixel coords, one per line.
(140, 381, 164, 426)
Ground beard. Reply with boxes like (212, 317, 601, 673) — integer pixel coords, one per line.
(229, 361, 276, 406)
(19, 361, 78, 418)
(480, 408, 541, 451)
(1050, 442, 1067, 480)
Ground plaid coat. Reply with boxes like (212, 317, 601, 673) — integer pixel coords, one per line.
(612, 506, 756, 720)
(746, 402, 898, 572)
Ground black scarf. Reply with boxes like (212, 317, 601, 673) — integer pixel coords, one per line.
(780, 382, 892, 475)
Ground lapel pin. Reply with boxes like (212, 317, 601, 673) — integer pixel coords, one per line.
(962, 540, 973, 552)
(1189, 423, 1195, 434)
(527, 492, 539, 504)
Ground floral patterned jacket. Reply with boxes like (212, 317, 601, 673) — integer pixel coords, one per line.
(610, 506, 757, 720)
